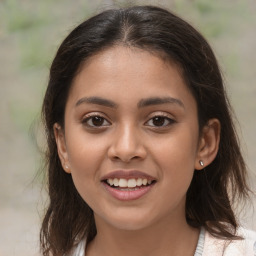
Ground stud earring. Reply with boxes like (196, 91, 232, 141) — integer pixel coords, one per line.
(65, 165, 69, 169)
(199, 160, 204, 167)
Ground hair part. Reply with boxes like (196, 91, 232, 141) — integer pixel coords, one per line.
(41, 5, 250, 255)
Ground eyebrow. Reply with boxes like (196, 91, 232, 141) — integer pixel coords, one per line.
(75, 96, 118, 108)
(137, 97, 185, 109)
(75, 96, 184, 109)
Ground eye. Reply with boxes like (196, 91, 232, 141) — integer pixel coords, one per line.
(145, 115, 175, 127)
(82, 115, 110, 128)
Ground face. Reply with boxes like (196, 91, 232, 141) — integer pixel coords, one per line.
(55, 46, 205, 231)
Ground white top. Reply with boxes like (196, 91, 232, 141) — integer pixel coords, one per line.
(69, 227, 256, 256)
(202, 227, 256, 256)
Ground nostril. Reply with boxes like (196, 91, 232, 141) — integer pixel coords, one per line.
(111, 155, 141, 163)
(107, 138, 147, 162)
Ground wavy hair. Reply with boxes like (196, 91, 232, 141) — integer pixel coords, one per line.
(40, 5, 250, 255)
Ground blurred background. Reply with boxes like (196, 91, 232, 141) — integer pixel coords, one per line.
(0, 0, 255, 255)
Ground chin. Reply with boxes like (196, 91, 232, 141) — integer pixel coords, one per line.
(109, 218, 151, 231)
(97, 210, 155, 231)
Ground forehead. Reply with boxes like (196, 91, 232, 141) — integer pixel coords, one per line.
(77, 46, 178, 81)
(67, 46, 195, 109)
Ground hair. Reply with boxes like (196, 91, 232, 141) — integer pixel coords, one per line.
(40, 5, 250, 256)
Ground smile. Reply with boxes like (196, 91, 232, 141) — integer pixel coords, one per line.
(101, 171, 157, 201)
(106, 178, 153, 188)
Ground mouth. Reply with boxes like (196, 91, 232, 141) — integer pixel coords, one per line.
(103, 178, 156, 190)
(101, 171, 157, 201)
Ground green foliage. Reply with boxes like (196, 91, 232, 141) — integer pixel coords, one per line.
(223, 52, 239, 77)
(195, 0, 216, 14)
(19, 30, 53, 68)
(9, 99, 39, 133)
(1, 0, 53, 33)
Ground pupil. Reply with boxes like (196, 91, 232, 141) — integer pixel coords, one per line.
(92, 116, 104, 126)
(153, 117, 165, 126)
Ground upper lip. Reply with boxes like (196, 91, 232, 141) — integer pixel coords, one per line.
(101, 170, 157, 181)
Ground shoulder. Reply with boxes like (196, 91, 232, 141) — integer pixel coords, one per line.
(203, 227, 256, 256)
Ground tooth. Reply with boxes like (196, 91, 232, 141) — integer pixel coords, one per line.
(136, 178, 143, 186)
(127, 179, 137, 188)
(119, 179, 128, 187)
(148, 180, 152, 185)
(142, 179, 147, 185)
(113, 178, 119, 186)
(107, 178, 114, 186)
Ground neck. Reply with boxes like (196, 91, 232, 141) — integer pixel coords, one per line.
(86, 214, 199, 256)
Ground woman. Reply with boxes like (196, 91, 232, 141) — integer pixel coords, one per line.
(40, 5, 256, 256)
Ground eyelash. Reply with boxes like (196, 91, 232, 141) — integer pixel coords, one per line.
(145, 114, 175, 128)
(81, 113, 175, 129)
(82, 114, 111, 128)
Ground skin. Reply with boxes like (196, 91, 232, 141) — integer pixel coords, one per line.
(55, 46, 220, 256)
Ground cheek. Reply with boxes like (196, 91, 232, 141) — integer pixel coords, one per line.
(66, 129, 107, 171)
(151, 126, 198, 189)
(67, 141, 104, 209)
(64, 130, 108, 197)
(153, 126, 198, 166)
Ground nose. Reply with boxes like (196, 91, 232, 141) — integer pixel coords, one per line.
(107, 124, 147, 163)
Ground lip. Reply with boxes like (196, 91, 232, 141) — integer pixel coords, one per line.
(102, 181, 156, 201)
(101, 170, 157, 201)
(101, 170, 156, 181)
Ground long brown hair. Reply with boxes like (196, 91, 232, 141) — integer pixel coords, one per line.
(40, 5, 250, 255)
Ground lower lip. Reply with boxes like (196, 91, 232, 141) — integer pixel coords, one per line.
(102, 182, 155, 201)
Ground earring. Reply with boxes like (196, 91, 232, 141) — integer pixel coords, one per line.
(199, 160, 204, 167)
(65, 165, 69, 169)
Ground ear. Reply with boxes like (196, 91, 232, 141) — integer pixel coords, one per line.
(195, 118, 221, 170)
(53, 123, 71, 173)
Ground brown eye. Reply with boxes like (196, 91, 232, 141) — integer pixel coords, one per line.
(152, 116, 165, 126)
(83, 115, 110, 128)
(145, 115, 174, 127)
(91, 116, 104, 126)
